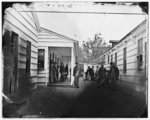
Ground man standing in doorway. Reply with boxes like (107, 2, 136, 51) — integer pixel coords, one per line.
(73, 62, 80, 88)
(65, 64, 68, 80)
(60, 63, 64, 82)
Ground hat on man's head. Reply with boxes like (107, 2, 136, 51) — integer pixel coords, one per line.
(110, 62, 113, 65)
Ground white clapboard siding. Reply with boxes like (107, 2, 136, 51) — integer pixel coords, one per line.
(17, 4, 37, 30)
(10, 7, 38, 36)
(127, 56, 137, 63)
(18, 62, 26, 69)
(38, 42, 74, 47)
(18, 54, 26, 62)
(5, 9, 38, 42)
(18, 46, 26, 55)
(38, 35, 60, 39)
(31, 57, 37, 64)
(31, 63, 37, 69)
(31, 51, 38, 59)
(101, 20, 147, 96)
(31, 70, 37, 76)
(4, 20, 37, 46)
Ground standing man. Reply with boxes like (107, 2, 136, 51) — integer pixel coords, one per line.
(95, 66, 99, 81)
(73, 62, 80, 88)
(97, 64, 106, 87)
(60, 63, 64, 82)
(53, 62, 57, 82)
(109, 62, 119, 90)
(65, 64, 68, 80)
(85, 66, 91, 80)
(91, 66, 95, 81)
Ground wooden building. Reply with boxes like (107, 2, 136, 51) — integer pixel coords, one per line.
(99, 20, 148, 100)
(2, 4, 79, 96)
(37, 27, 79, 86)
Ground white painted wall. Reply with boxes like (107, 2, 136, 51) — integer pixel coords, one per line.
(99, 20, 147, 96)
(3, 4, 38, 92)
(37, 30, 78, 86)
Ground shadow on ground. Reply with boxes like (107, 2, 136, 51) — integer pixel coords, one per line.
(4, 78, 147, 118)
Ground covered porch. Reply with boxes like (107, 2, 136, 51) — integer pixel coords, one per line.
(37, 28, 79, 87)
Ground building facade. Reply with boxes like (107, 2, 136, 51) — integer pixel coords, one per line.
(37, 27, 79, 86)
(99, 20, 148, 100)
(2, 4, 79, 96)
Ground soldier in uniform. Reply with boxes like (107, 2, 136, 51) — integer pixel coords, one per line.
(60, 63, 65, 82)
(109, 62, 119, 90)
(73, 62, 80, 88)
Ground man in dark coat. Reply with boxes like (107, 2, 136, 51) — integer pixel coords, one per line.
(73, 62, 80, 88)
(60, 63, 64, 82)
(95, 66, 99, 80)
(85, 66, 91, 80)
(65, 64, 68, 80)
(98, 64, 106, 83)
(91, 66, 95, 81)
(109, 62, 119, 90)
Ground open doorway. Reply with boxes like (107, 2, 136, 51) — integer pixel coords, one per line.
(48, 47, 71, 85)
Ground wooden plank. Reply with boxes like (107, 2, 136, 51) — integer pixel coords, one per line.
(18, 62, 26, 69)
(31, 58, 37, 64)
(31, 63, 37, 69)
(12, 7, 38, 35)
(6, 9, 38, 38)
(4, 20, 37, 46)
(38, 42, 73, 47)
(31, 70, 37, 76)
(31, 51, 37, 58)
(18, 54, 26, 62)
(127, 55, 137, 63)
(15, 5, 37, 30)
(38, 35, 60, 39)
(18, 45, 26, 55)
(19, 5, 35, 24)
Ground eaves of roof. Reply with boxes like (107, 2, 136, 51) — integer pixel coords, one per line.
(40, 27, 79, 43)
(100, 19, 147, 56)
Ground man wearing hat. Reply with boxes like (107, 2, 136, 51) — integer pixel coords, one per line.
(73, 62, 80, 88)
(109, 62, 119, 90)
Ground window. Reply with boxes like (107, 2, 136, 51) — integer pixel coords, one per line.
(137, 38, 143, 71)
(123, 48, 127, 73)
(108, 55, 109, 63)
(111, 54, 113, 62)
(26, 41, 31, 74)
(115, 52, 117, 66)
(38, 49, 45, 70)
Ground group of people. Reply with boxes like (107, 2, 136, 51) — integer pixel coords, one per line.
(50, 62, 69, 83)
(85, 66, 97, 81)
(59, 63, 69, 82)
(59, 61, 119, 90)
(85, 62, 119, 89)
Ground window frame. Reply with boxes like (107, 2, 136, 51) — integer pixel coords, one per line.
(123, 48, 127, 73)
(115, 52, 117, 66)
(137, 38, 143, 71)
(38, 49, 45, 70)
(26, 41, 31, 74)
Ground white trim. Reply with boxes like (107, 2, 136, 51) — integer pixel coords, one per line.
(40, 27, 78, 43)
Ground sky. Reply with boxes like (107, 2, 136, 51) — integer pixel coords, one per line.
(33, 2, 146, 46)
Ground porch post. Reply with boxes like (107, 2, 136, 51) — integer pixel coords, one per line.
(70, 47, 75, 85)
(45, 47, 48, 86)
